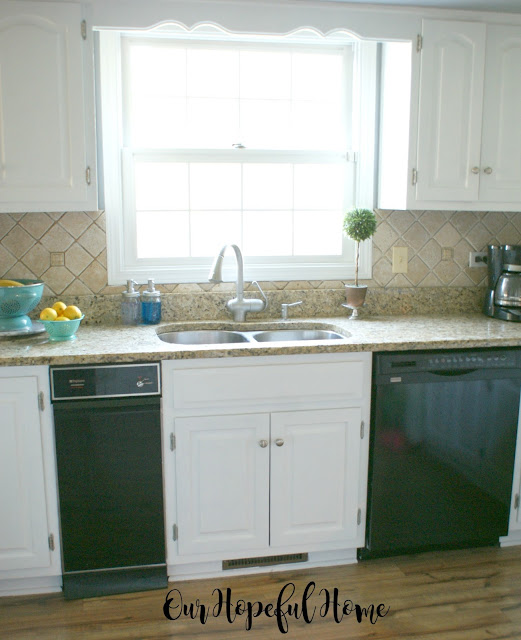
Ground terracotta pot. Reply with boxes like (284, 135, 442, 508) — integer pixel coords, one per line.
(343, 284, 367, 319)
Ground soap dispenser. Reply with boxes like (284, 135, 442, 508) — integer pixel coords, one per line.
(121, 279, 141, 325)
(141, 278, 162, 324)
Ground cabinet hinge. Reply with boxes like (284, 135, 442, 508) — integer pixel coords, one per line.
(360, 420, 365, 439)
(357, 509, 362, 526)
(515, 494, 520, 510)
(48, 533, 55, 551)
(412, 168, 418, 186)
(38, 391, 45, 412)
(416, 34, 423, 52)
(85, 166, 91, 185)
(81, 20, 87, 40)
(173, 524, 178, 541)
(170, 433, 176, 451)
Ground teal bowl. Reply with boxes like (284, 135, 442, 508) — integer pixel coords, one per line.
(40, 315, 84, 342)
(0, 279, 44, 331)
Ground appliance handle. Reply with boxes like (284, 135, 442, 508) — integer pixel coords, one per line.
(427, 368, 479, 377)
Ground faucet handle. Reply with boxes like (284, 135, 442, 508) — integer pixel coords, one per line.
(281, 300, 303, 320)
(251, 281, 268, 311)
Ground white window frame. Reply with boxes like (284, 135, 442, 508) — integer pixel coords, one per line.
(98, 28, 377, 285)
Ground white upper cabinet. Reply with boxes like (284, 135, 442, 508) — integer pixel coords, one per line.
(379, 19, 521, 212)
(479, 25, 521, 203)
(0, 1, 97, 213)
(415, 20, 486, 203)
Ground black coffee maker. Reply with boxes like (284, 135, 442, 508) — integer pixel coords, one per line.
(484, 244, 521, 322)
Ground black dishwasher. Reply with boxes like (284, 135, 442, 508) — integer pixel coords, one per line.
(51, 363, 166, 599)
(361, 348, 521, 560)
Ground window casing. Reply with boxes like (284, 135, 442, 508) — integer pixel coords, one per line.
(98, 27, 376, 284)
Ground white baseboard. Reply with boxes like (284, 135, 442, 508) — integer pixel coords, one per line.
(500, 531, 521, 547)
(168, 549, 357, 582)
(0, 575, 62, 597)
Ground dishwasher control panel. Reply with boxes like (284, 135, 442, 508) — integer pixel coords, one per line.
(50, 363, 161, 400)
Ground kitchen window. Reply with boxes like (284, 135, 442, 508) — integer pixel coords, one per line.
(98, 27, 377, 284)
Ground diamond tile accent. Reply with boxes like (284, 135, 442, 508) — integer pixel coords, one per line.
(418, 239, 442, 269)
(41, 266, 75, 295)
(434, 223, 460, 248)
(40, 224, 74, 252)
(79, 260, 107, 294)
(2, 225, 35, 257)
(373, 221, 398, 253)
(65, 243, 93, 276)
(419, 211, 449, 235)
(21, 243, 51, 277)
(77, 224, 105, 257)
(59, 211, 92, 239)
(403, 222, 430, 252)
(0, 214, 16, 238)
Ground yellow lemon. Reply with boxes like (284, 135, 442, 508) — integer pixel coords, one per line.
(55, 316, 70, 321)
(63, 305, 82, 320)
(52, 301, 67, 316)
(40, 307, 58, 321)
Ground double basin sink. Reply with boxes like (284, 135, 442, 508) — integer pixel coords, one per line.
(157, 324, 350, 346)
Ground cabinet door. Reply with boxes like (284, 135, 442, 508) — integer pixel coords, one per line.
(0, 1, 96, 212)
(0, 377, 51, 571)
(270, 408, 363, 549)
(416, 20, 486, 202)
(175, 413, 270, 557)
(479, 25, 521, 203)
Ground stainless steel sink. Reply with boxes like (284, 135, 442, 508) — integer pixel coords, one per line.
(252, 329, 346, 342)
(158, 330, 250, 344)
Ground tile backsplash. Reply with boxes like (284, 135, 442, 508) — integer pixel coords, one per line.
(1, 209, 521, 297)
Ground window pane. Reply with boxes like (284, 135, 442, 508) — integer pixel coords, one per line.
(129, 45, 186, 97)
(190, 163, 241, 210)
(191, 211, 241, 256)
(292, 52, 343, 102)
(240, 100, 291, 148)
(187, 49, 239, 98)
(186, 98, 239, 147)
(131, 98, 187, 148)
(240, 51, 291, 99)
(294, 164, 345, 209)
(291, 102, 345, 150)
(134, 162, 189, 210)
(294, 211, 343, 255)
(136, 211, 190, 257)
(243, 211, 293, 256)
(243, 164, 293, 209)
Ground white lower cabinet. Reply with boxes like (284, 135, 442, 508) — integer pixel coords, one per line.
(0, 366, 61, 595)
(162, 353, 371, 575)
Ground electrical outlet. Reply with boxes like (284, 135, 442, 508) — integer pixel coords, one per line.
(392, 247, 408, 273)
(469, 251, 487, 268)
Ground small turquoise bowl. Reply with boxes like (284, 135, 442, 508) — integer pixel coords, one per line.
(40, 315, 84, 342)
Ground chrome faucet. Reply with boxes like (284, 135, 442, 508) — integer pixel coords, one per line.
(208, 244, 267, 322)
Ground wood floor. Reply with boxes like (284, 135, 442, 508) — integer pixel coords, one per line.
(2, 545, 521, 639)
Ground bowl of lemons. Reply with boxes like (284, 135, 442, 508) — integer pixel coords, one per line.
(39, 302, 84, 341)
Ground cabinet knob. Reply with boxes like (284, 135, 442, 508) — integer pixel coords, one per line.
(275, 438, 284, 447)
(471, 166, 480, 174)
(484, 167, 493, 175)
(259, 439, 268, 448)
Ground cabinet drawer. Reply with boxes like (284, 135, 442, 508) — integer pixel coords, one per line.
(171, 360, 366, 410)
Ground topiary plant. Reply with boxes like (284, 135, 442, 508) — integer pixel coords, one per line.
(343, 208, 377, 287)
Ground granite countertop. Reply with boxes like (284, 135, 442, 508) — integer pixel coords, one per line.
(2, 313, 521, 366)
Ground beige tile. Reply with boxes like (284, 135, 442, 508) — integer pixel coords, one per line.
(96, 212, 106, 231)
(175, 283, 205, 292)
(419, 210, 449, 235)
(284, 281, 312, 290)
(19, 213, 53, 240)
(451, 271, 474, 286)
(97, 249, 107, 269)
(453, 238, 474, 269)
(65, 244, 94, 276)
(372, 257, 393, 286)
(389, 273, 410, 287)
(510, 212, 521, 234)
(79, 260, 108, 293)
(406, 255, 430, 286)
(85, 210, 104, 221)
(21, 243, 51, 276)
(496, 222, 521, 246)
(9, 213, 25, 222)
(435, 222, 460, 248)
(373, 221, 398, 253)
(403, 221, 430, 252)
(0, 244, 17, 275)
(433, 260, 460, 284)
(41, 266, 75, 295)
(78, 224, 106, 257)
(419, 271, 443, 287)
(451, 211, 478, 235)
(62, 280, 94, 296)
(466, 222, 493, 251)
(482, 211, 508, 235)
(59, 211, 92, 239)
(388, 210, 415, 235)
(318, 280, 344, 289)
(1, 225, 35, 257)
(418, 239, 442, 268)
(4, 265, 37, 280)
(40, 223, 74, 252)
(0, 214, 16, 239)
